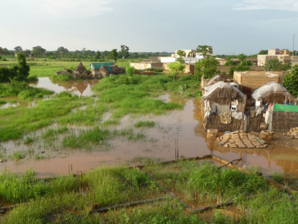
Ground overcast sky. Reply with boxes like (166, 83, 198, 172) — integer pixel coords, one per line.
(1, 0, 297, 54)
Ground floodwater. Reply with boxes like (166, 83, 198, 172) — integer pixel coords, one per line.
(30, 77, 98, 96)
(0, 80, 297, 178)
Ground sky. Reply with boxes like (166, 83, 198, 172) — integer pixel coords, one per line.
(0, 0, 298, 55)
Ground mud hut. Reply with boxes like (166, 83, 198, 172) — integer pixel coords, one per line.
(252, 81, 294, 105)
(76, 62, 87, 74)
(206, 75, 227, 87)
(202, 81, 246, 132)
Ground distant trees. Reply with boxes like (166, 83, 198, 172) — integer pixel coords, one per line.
(120, 45, 129, 59)
(259, 50, 268, 55)
(95, 51, 101, 60)
(111, 49, 118, 63)
(282, 65, 298, 97)
(265, 59, 290, 71)
(57, 46, 69, 59)
(195, 45, 218, 80)
(14, 46, 23, 53)
(31, 46, 46, 57)
(237, 54, 246, 63)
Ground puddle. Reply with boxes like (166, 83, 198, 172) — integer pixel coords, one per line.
(30, 77, 98, 97)
(0, 94, 297, 178)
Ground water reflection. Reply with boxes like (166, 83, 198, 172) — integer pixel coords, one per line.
(30, 77, 98, 96)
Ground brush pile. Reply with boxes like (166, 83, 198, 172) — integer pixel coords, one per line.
(283, 127, 298, 139)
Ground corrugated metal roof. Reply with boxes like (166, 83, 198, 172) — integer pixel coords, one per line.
(90, 62, 114, 72)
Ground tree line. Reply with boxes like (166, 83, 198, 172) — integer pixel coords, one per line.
(0, 45, 171, 61)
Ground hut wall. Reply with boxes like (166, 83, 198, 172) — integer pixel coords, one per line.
(204, 113, 242, 132)
(246, 114, 264, 132)
(271, 111, 298, 133)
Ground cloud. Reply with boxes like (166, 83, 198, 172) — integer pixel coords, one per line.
(235, 0, 298, 12)
(10, 0, 113, 18)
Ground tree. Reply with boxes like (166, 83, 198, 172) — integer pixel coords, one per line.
(31, 46, 46, 57)
(265, 59, 290, 71)
(195, 56, 218, 80)
(15, 52, 30, 81)
(224, 60, 235, 66)
(259, 50, 268, 55)
(168, 62, 185, 80)
(121, 45, 129, 59)
(95, 51, 101, 60)
(282, 65, 298, 97)
(126, 66, 135, 77)
(14, 46, 23, 53)
(111, 49, 118, 63)
(196, 45, 213, 58)
(176, 50, 186, 58)
(237, 54, 246, 62)
(57, 46, 69, 59)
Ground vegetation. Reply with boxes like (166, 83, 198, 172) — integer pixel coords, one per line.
(168, 62, 185, 80)
(134, 121, 155, 128)
(194, 45, 218, 80)
(282, 64, 298, 97)
(265, 58, 291, 71)
(0, 161, 296, 223)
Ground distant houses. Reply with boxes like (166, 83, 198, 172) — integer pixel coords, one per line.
(257, 48, 298, 66)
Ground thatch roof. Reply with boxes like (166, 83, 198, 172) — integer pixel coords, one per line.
(76, 62, 87, 73)
(207, 75, 226, 86)
(252, 81, 294, 104)
(203, 81, 245, 104)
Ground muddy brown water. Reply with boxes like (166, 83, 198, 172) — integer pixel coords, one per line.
(30, 77, 98, 97)
(0, 79, 297, 178)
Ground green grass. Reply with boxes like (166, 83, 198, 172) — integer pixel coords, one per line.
(134, 120, 155, 128)
(0, 99, 6, 104)
(1, 162, 297, 223)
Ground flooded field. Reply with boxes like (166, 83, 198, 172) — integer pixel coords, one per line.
(30, 77, 98, 97)
(0, 78, 297, 178)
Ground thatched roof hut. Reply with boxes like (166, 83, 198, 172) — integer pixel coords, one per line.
(203, 81, 245, 104)
(76, 62, 87, 73)
(206, 75, 226, 86)
(252, 81, 294, 104)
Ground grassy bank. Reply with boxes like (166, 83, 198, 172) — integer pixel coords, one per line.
(0, 161, 296, 223)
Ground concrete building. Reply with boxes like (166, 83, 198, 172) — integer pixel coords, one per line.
(257, 49, 298, 66)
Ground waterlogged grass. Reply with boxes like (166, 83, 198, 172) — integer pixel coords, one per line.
(134, 120, 155, 128)
(92, 74, 200, 119)
(1, 162, 297, 223)
(0, 94, 82, 141)
(145, 161, 268, 204)
(62, 127, 109, 149)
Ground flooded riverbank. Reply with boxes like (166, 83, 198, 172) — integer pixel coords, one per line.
(0, 93, 297, 178)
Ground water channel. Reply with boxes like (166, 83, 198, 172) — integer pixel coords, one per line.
(0, 77, 297, 178)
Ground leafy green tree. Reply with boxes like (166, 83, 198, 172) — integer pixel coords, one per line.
(168, 62, 185, 80)
(265, 59, 290, 71)
(121, 45, 129, 59)
(195, 56, 218, 79)
(176, 50, 186, 58)
(14, 52, 30, 81)
(111, 49, 118, 63)
(95, 51, 101, 60)
(14, 46, 23, 53)
(224, 60, 235, 66)
(126, 66, 135, 77)
(57, 46, 69, 59)
(31, 46, 46, 57)
(176, 57, 185, 64)
(196, 45, 213, 58)
(237, 54, 246, 62)
(258, 50, 268, 55)
(282, 65, 298, 97)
